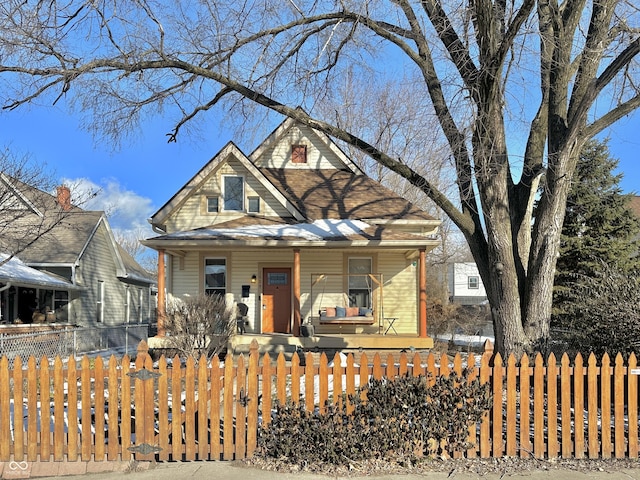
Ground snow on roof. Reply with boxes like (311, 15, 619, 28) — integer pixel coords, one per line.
(0, 253, 75, 289)
(167, 219, 371, 241)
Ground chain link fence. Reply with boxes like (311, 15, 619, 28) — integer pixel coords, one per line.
(0, 324, 150, 366)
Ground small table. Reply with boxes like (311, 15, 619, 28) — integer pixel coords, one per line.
(383, 317, 398, 335)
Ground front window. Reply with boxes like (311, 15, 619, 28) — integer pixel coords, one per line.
(223, 176, 244, 211)
(205, 258, 226, 297)
(468, 276, 479, 289)
(348, 257, 372, 308)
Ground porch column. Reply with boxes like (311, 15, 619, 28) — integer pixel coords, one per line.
(419, 248, 427, 338)
(293, 248, 301, 336)
(156, 249, 166, 337)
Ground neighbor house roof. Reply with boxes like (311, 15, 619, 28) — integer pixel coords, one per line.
(0, 253, 81, 290)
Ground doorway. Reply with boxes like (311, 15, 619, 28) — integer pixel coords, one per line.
(261, 268, 291, 333)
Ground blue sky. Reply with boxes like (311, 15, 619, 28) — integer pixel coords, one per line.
(0, 105, 638, 238)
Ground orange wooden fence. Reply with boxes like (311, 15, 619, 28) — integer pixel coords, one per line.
(0, 340, 639, 462)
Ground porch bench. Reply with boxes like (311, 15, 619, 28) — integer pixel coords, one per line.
(317, 306, 375, 325)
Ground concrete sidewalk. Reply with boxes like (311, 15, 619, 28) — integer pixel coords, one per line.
(6, 459, 640, 480)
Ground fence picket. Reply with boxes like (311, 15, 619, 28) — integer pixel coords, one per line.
(171, 355, 183, 461)
(601, 354, 612, 458)
(587, 353, 599, 458)
(628, 353, 638, 458)
(547, 353, 558, 458)
(573, 354, 585, 459)
(533, 354, 545, 459)
(156, 357, 169, 462)
(210, 355, 222, 461)
(560, 354, 572, 458)
(198, 355, 211, 460)
(39, 356, 51, 461)
(505, 354, 517, 457)
(519, 354, 531, 458)
(235, 355, 247, 461)
(0, 356, 10, 461)
(185, 356, 196, 461)
(479, 351, 490, 458)
(67, 356, 79, 462)
(80, 356, 91, 462)
(120, 355, 132, 462)
(614, 354, 625, 458)
(222, 355, 233, 460)
(246, 343, 260, 457)
(53, 357, 65, 461)
(492, 353, 503, 458)
(27, 356, 37, 461)
(12, 356, 24, 461)
(94, 356, 105, 462)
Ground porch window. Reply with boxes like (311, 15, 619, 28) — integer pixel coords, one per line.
(54, 291, 68, 322)
(205, 258, 226, 297)
(223, 176, 244, 211)
(348, 257, 372, 308)
(468, 276, 479, 289)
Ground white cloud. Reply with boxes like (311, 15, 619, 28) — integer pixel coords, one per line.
(62, 177, 155, 233)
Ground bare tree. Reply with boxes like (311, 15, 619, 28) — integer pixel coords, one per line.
(1, 1, 639, 355)
(0, 149, 70, 265)
(164, 293, 235, 360)
(114, 227, 157, 274)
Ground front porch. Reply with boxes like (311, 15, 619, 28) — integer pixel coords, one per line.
(230, 332, 434, 357)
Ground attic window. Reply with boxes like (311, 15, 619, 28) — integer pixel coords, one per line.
(248, 196, 260, 213)
(207, 196, 219, 213)
(223, 176, 244, 211)
(291, 144, 307, 163)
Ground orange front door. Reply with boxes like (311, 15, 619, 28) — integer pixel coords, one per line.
(261, 268, 292, 333)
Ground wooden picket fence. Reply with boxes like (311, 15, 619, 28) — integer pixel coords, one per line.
(0, 340, 639, 463)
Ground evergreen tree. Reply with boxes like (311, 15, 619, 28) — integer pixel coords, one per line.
(552, 139, 640, 355)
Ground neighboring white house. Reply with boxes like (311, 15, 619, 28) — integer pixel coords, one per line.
(447, 262, 487, 306)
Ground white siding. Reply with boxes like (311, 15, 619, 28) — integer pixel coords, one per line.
(448, 262, 486, 300)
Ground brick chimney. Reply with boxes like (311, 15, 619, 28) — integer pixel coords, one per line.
(56, 185, 72, 211)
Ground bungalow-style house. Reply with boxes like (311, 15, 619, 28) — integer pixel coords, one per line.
(0, 175, 155, 328)
(143, 117, 441, 350)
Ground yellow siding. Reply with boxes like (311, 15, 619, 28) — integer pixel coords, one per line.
(253, 125, 346, 170)
(164, 157, 291, 233)
(166, 248, 422, 335)
(378, 253, 418, 335)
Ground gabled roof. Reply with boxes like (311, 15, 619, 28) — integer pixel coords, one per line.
(260, 168, 437, 223)
(0, 175, 154, 285)
(149, 142, 305, 228)
(249, 114, 364, 175)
